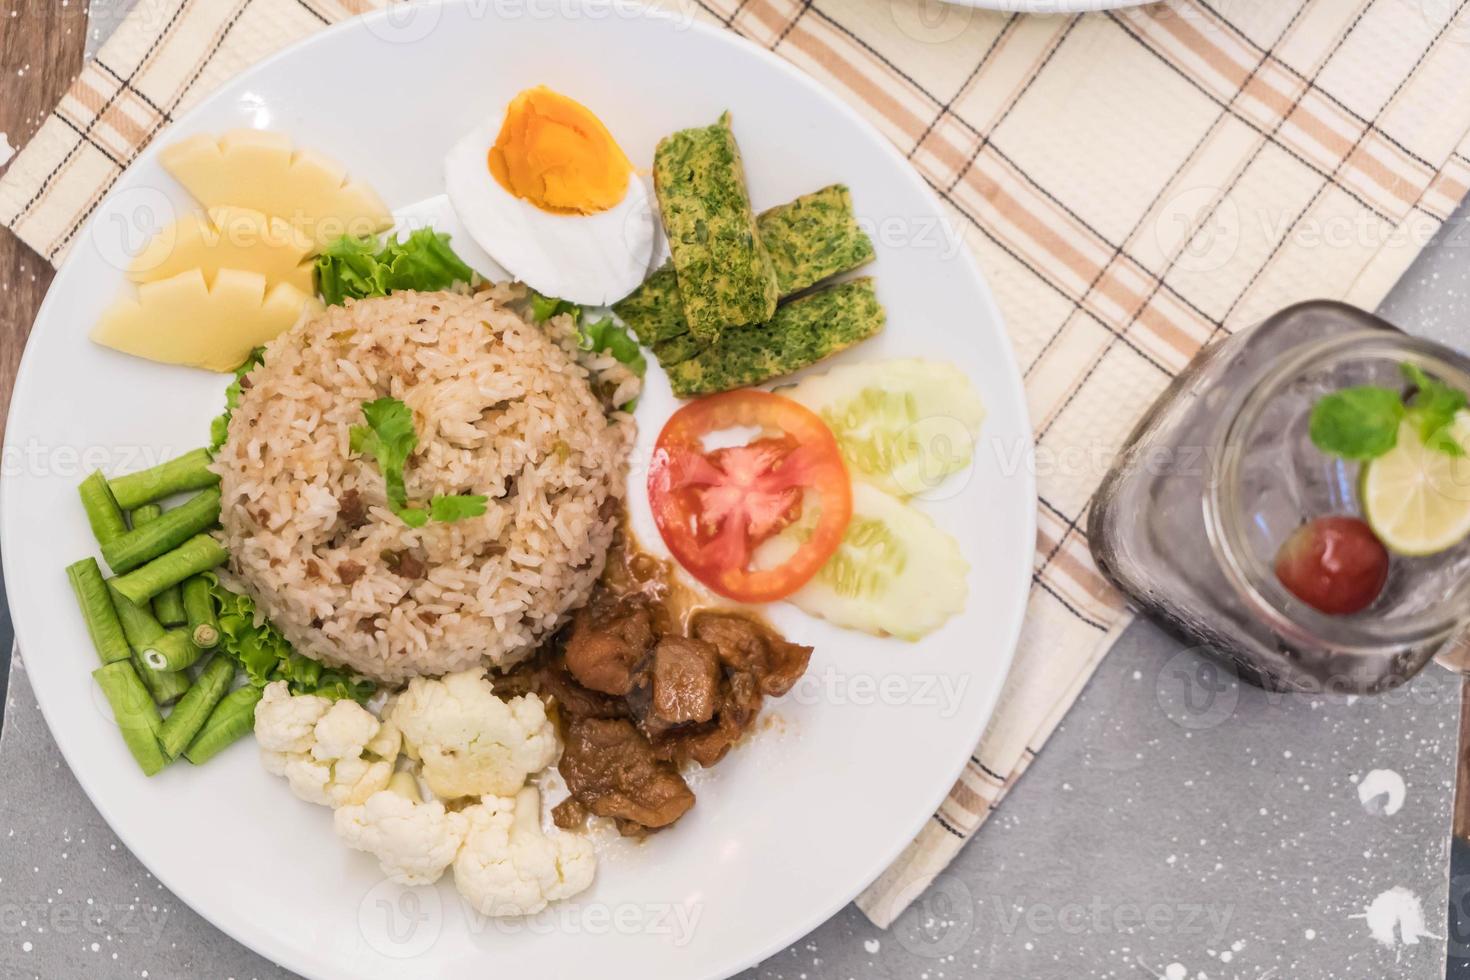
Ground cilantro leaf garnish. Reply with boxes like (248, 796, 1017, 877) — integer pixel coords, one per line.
(430, 494, 489, 522)
(348, 398, 488, 526)
(1309, 363, 1468, 461)
(349, 397, 418, 515)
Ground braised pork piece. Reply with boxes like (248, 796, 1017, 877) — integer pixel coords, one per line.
(502, 537, 813, 835)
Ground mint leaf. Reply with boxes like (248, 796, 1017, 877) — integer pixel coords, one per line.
(430, 494, 488, 522)
(1309, 386, 1404, 460)
(1402, 362, 1467, 457)
(349, 398, 419, 512)
(1426, 427, 1467, 457)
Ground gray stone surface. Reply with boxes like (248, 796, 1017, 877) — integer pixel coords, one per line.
(0, 619, 1457, 980)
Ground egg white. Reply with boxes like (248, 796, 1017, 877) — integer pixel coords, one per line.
(443, 115, 658, 306)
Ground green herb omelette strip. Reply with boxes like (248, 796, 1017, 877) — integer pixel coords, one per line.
(652, 332, 708, 367)
(666, 278, 886, 398)
(758, 184, 874, 295)
(617, 185, 873, 347)
(653, 112, 777, 339)
(611, 263, 686, 345)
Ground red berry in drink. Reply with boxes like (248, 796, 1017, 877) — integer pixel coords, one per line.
(1274, 516, 1389, 615)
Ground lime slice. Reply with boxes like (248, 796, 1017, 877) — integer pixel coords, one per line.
(1361, 413, 1470, 556)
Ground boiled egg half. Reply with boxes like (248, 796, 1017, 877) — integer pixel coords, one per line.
(444, 86, 657, 306)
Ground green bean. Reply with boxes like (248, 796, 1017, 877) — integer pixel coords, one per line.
(181, 575, 219, 649)
(153, 588, 187, 626)
(129, 503, 162, 527)
(109, 448, 219, 511)
(101, 488, 221, 574)
(108, 580, 166, 649)
(184, 684, 263, 765)
(92, 661, 168, 776)
(107, 582, 193, 703)
(140, 628, 200, 673)
(112, 533, 227, 607)
(159, 656, 235, 759)
(133, 653, 190, 706)
(65, 558, 130, 665)
(78, 471, 128, 546)
(130, 505, 187, 626)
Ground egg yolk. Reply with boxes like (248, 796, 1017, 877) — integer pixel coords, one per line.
(487, 86, 634, 215)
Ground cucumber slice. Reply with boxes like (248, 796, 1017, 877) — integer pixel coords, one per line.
(763, 482, 969, 640)
(781, 359, 984, 499)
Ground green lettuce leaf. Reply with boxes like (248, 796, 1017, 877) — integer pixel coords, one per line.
(581, 315, 647, 378)
(206, 574, 373, 703)
(529, 290, 581, 323)
(208, 348, 266, 452)
(316, 229, 474, 306)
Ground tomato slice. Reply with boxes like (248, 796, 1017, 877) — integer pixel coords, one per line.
(648, 390, 853, 603)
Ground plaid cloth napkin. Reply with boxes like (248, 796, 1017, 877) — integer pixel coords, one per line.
(5, 0, 1470, 930)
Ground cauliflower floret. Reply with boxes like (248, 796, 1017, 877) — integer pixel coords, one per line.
(366, 719, 402, 761)
(254, 682, 330, 754)
(335, 772, 469, 885)
(254, 681, 396, 808)
(389, 671, 557, 800)
(452, 786, 596, 917)
(312, 699, 381, 761)
(280, 753, 393, 808)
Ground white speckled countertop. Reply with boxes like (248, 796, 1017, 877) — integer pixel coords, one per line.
(0, 6, 1465, 979)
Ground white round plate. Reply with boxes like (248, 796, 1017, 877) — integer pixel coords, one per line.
(1, 4, 1034, 979)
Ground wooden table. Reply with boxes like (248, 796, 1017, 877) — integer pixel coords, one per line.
(0, 1, 88, 444)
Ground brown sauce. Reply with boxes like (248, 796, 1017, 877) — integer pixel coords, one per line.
(497, 530, 813, 836)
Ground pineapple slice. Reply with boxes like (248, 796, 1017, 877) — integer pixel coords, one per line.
(128, 205, 314, 293)
(159, 129, 392, 249)
(92, 268, 319, 372)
